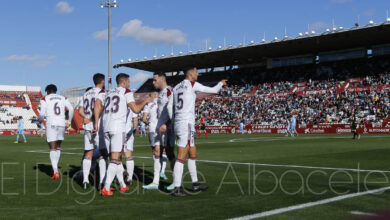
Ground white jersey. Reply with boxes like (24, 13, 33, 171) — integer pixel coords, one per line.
(157, 86, 173, 129)
(40, 94, 74, 127)
(82, 87, 104, 131)
(102, 87, 135, 133)
(143, 98, 158, 133)
(126, 107, 138, 132)
(172, 80, 223, 124)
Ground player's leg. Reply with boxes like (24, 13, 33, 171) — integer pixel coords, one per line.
(172, 144, 190, 196)
(102, 132, 124, 195)
(160, 149, 168, 180)
(165, 128, 176, 190)
(188, 146, 208, 191)
(15, 133, 19, 143)
(124, 133, 135, 186)
(143, 143, 160, 190)
(48, 141, 59, 179)
(55, 126, 65, 173)
(46, 125, 60, 179)
(98, 129, 109, 189)
(22, 131, 26, 143)
(82, 131, 94, 189)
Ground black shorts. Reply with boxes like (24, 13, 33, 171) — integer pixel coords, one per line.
(201, 124, 206, 130)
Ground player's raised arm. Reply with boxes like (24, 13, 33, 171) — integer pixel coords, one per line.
(126, 93, 154, 114)
(194, 80, 227, 94)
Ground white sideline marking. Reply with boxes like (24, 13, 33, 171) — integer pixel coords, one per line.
(228, 186, 390, 220)
(196, 159, 390, 173)
(350, 211, 377, 216)
(25, 150, 390, 173)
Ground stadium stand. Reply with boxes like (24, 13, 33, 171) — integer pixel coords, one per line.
(0, 85, 43, 131)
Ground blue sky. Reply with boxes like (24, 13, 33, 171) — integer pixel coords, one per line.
(0, 0, 389, 92)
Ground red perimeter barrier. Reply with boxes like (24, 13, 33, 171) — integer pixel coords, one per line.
(197, 123, 390, 134)
(0, 129, 80, 136)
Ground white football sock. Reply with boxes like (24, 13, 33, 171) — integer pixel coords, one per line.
(173, 160, 184, 187)
(82, 157, 92, 184)
(169, 157, 176, 178)
(188, 158, 198, 183)
(160, 154, 167, 175)
(116, 163, 126, 187)
(55, 149, 61, 164)
(49, 150, 58, 173)
(153, 156, 161, 185)
(99, 157, 107, 185)
(104, 161, 118, 191)
(126, 157, 134, 182)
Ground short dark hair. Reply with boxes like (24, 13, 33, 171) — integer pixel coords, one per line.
(116, 73, 130, 85)
(93, 73, 105, 85)
(153, 72, 166, 78)
(45, 84, 57, 94)
(184, 67, 195, 76)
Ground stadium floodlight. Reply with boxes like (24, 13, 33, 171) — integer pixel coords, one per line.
(161, 54, 165, 57)
(179, 51, 183, 55)
(153, 55, 157, 59)
(189, 50, 193, 54)
(304, 32, 309, 35)
(208, 47, 212, 51)
(284, 35, 288, 39)
(332, 27, 337, 31)
(120, 59, 124, 63)
(144, 57, 148, 60)
(339, 26, 344, 30)
(135, 58, 139, 61)
(274, 37, 278, 40)
(298, 32, 303, 36)
(311, 30, 315, 34)
(128, 58, 132, 62)
(100, 0, 118, 90)
(228, 44, 233, 48)
(261, 39, 266, 43)
(170, 52, 174, 56)
(387, 17, 390, 22)
(326, 28, 330, 32)
(250, 40, 255, 44)
(369, 20, 374, 24)
(239, 43, 243, 47)
(218, 45, 222, 49)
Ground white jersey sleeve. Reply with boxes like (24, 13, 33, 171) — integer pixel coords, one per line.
(65, 98, 74, 124)
(193, 81, 223, 94)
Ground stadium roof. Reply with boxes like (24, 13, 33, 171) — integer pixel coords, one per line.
(114, 22, 390, 73)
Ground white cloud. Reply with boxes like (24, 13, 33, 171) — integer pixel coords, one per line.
(311, 22, 329, 31)
(56, 1, 74, 14)
(92, 28, 117, 40)
(0, 55, 56, 67)
(117, 19, 186, 45)
(93, 29, 109, 40)
(131, 72, 150, 83)
(362, 9, 375, 17)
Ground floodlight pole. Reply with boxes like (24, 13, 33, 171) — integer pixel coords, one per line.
(100, 0, 118, 90)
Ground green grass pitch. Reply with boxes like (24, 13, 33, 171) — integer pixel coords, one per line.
(0, 133, 390, 219)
